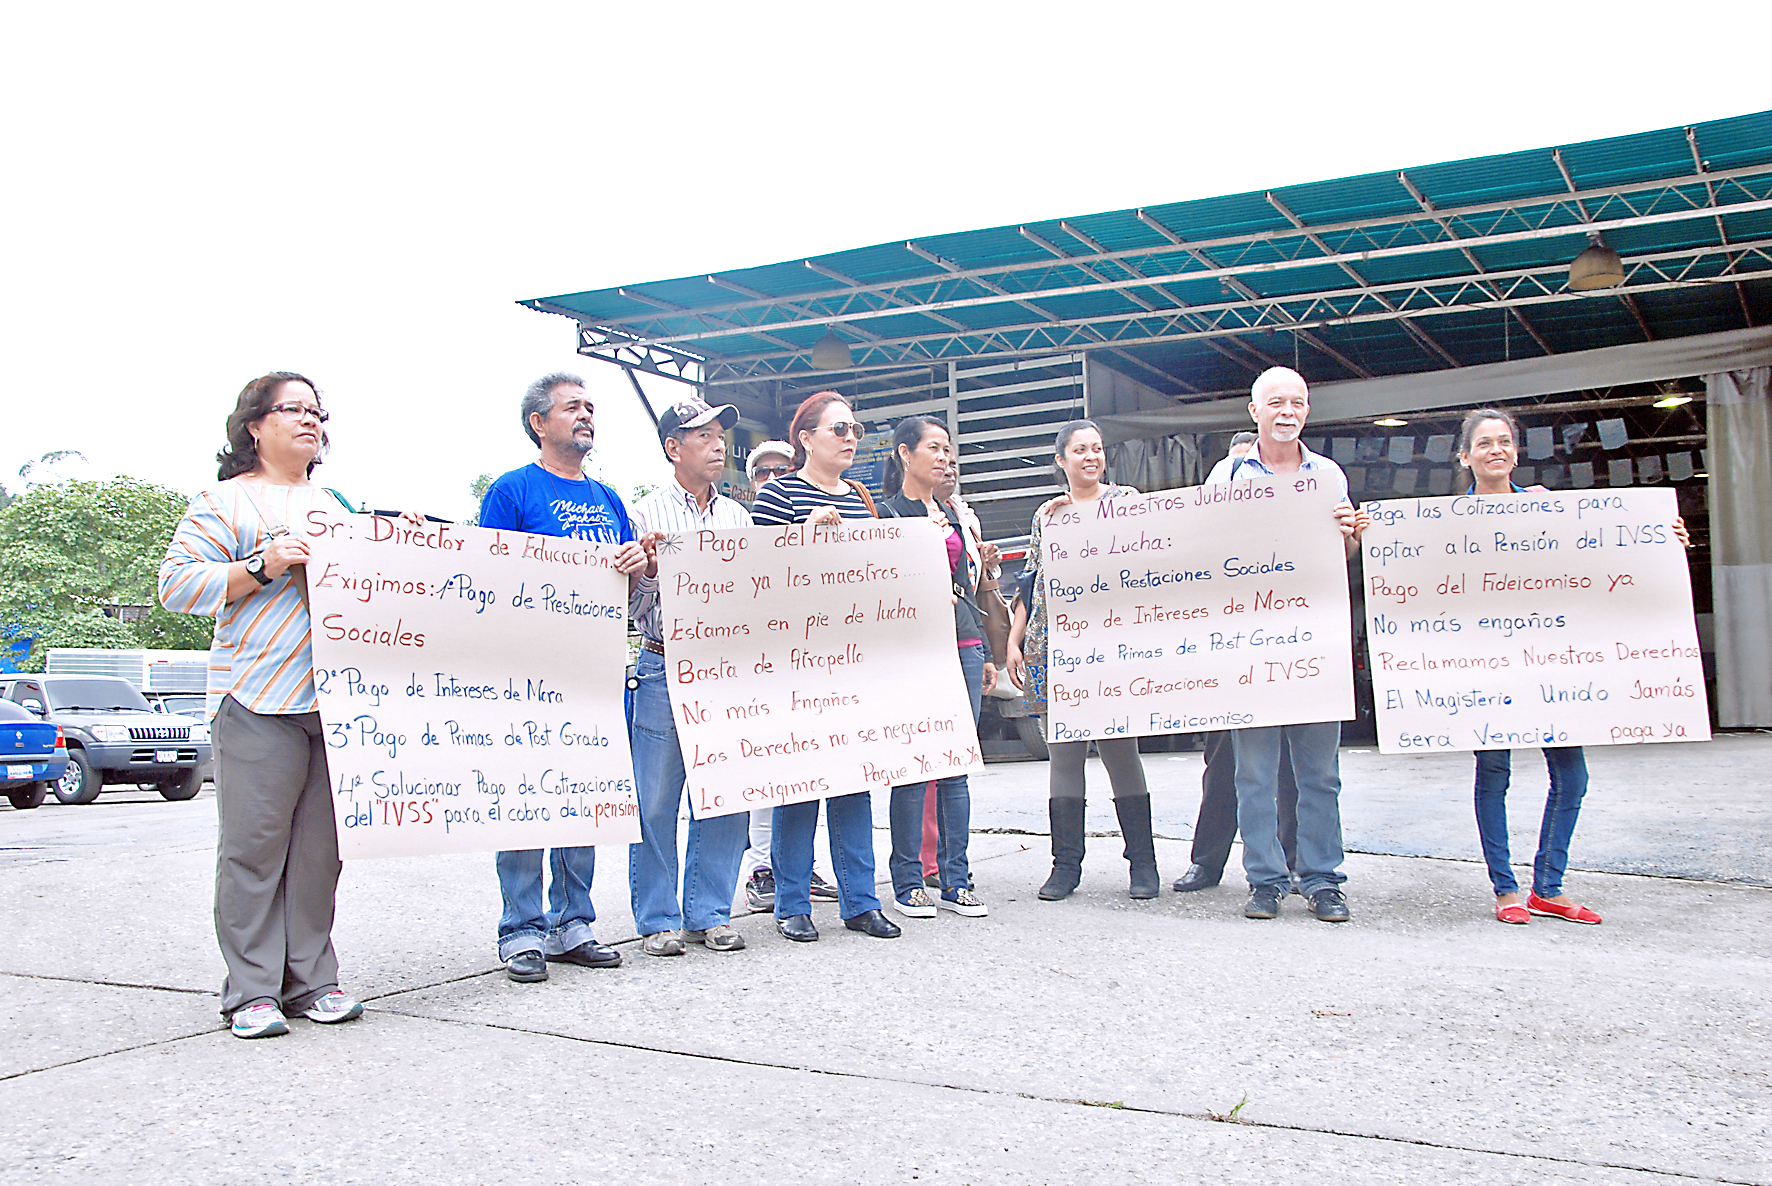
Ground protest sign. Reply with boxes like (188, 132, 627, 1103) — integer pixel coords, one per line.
(1040, 479, 1354, 742)
(1359, 487, 1709, 753)
(656, 521, 982, 819)
(304, 510, 640, 858)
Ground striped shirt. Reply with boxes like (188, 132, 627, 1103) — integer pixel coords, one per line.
(159, 481, 348, 718)
(1204, 440, 1350, 503)
(628, 481, 754, 642)
(747, 474, 873, 526)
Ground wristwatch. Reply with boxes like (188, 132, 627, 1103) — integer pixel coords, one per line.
(245, 555, 274, 586)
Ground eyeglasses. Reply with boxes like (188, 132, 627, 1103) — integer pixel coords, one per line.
(266, 403, 329, 424)
(753, 465, 792, 478)
(819, 422, 861, 439)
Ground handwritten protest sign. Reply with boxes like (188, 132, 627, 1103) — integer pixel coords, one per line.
(656, 521, 982, 819)
(1359, 487, 1709, 753)
(1040, 480, 1354, 742)
(304, 511, 640, 858)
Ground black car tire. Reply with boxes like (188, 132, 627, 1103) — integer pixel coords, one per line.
(54, 749, 102, 805)
(158, 768, 202, 801)
(1014, 715, 1050, 761)
(7, 781, 48, 810)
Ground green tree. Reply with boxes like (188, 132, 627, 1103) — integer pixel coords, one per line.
(465, 473, 493, 527)
(0, 476, 213, 669)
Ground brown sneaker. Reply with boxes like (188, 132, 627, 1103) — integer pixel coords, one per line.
(683, 924, 746, 952)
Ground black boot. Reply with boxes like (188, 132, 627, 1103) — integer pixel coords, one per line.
(1038, 798, 1086, 900)
(1115, 794, 1160, 900)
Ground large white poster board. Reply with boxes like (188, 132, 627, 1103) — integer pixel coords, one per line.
(656, 522, 983, 819)
(304, 511, 641, 858)
(1040, 480, 1355, 742)
(1359, 488, 1710, 753)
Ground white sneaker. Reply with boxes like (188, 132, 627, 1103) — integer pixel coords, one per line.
(894, 887, 937, 918)
(303, 991, 364, 1025)
(230, 1002, 289, 1039)
(938, 887, 989, 917)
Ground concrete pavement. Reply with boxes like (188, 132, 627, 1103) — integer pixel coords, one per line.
(2, 735, 1768, 1184)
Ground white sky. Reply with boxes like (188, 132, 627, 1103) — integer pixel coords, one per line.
(4, 3, 1764, 520)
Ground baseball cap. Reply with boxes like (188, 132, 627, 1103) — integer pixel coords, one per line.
(746, 440, 793, 480)
(658, 393, 739, 444)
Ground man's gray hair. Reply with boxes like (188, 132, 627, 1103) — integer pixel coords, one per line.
(521, 372, 586, 445)
(1250, 366, 1307, 403)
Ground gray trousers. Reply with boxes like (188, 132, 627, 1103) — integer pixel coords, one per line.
(211, 695, 341, 1017)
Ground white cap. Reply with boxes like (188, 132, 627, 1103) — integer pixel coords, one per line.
(746, 440, 793, 480)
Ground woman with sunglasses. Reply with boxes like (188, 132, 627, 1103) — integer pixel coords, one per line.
(747, 392, 902, 943)
(159, 373, 426, 1039)
(1458, 406, 1688, 926)
(1007, 419, 1161, 901)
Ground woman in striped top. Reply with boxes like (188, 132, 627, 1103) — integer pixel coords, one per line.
(746, 392, 902, 943)
(159, 372, 414, 1040)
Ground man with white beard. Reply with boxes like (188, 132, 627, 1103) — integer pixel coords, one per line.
(1203, 367, 1367, 923)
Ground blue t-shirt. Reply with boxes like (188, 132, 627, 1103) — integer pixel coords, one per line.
(479, 463, 634, 543)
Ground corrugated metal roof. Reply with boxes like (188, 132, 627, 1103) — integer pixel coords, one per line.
(524, 111, 1772, 396)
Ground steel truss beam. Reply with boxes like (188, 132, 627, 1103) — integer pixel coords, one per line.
(689, 238, 1772, 384)
(542, 163, 1772, 355)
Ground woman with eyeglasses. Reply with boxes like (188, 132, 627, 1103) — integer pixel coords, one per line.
(159, 372, 424, 1039)
(746, 392, 902, 943)
(1007, 419, 1161, 901)
(1457, 406, 1688, 927)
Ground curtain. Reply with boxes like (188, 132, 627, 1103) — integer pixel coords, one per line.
(1707, 366, 1772, 727)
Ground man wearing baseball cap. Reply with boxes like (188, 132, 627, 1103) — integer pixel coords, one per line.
(625, 394, 755, 955)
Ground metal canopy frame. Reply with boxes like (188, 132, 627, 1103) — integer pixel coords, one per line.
(525, 112, 1772, 406)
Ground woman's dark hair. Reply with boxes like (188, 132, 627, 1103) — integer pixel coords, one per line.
(217, 372, 328, 480)
(1456, 407, 1522, 471)
(1052, 418, 1103, 486)
(881, 415, 950, 497)
(787, 391, 852, 469)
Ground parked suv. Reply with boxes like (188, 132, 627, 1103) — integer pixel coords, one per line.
(0, 675, 211, 804)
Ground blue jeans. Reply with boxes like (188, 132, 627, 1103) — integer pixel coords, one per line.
(888, 642, 987, 901)
(495, 846, 599, 961)
(773, 791, 880, 920)
(1473, 747, 1589, 897)
(627, 648, 749, 934)
(1232, 722, 1346, 896)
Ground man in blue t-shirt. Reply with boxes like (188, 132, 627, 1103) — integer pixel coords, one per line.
(479, 372, 656, 982)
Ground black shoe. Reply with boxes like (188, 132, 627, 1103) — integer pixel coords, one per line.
(1172, 863, 1222, 893)
(1115, 794, 1160, 900)
(505, 951, 548, 982)
(808, 872, 841, 902)
(1309, 887, 1351, 922)
(548, 940, 622, 968)
(843, 909, 902, 939)
(776, 914, 819, 943)
(744, 867, 776, 913)
(1244, 886, 1283, 919)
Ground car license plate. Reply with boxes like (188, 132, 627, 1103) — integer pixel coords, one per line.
(5, 764, 31, 780)
(155, 749, 178, 764)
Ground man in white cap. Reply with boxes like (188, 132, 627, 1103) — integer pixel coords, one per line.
(625, 394, 756, 954)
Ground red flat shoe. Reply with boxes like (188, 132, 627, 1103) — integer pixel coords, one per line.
(1494, 900, 1529, 925)
(1527, 892, 1601, 925)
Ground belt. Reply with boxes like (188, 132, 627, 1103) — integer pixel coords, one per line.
(641, 637, 666, 655)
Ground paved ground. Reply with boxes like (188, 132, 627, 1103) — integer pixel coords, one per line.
(3, 734, 1768, 1184)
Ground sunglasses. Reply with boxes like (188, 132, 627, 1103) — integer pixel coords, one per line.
(818, 421, 862, 440)
(753, 465, 792, 478)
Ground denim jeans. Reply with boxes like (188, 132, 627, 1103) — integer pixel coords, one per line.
(1473, 747, 1589, 897)
(1232, 722, 1346, 895)
(627, 648, 750, 934)
(773, 791, 880, 920)
(495, 846, 598, 961)
(888, 642, 987, 901)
